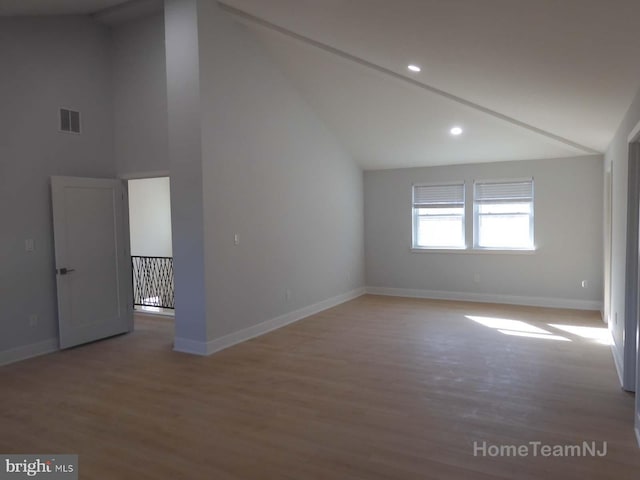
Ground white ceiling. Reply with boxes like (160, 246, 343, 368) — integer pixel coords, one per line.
(4, 0, 640, 169)
(245, 21, 586, 170)
(220, 0, 640, 169)
(0, 0, 130, 15)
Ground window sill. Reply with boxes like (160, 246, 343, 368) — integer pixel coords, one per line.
(411, 247, 537, 255)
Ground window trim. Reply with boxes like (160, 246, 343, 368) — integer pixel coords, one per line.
(410, 247, 537, 255)
(410, 178, 537, 254)
(472, 178, 535, 251)
(411, 182, 466, 250)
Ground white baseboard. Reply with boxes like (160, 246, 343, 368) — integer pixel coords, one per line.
(174, 287, 366, 356)
(173, 337, 209, 356)
(635, 426, 640, 449)
(610, 336, 637, 392)
(0, 338, 58, 366)
(365, 286, 603, 311)
(611, 342, 625, 388)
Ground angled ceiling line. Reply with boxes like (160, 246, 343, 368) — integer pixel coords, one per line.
(92, 0, 162, 25)
(218, 2, 600, 156)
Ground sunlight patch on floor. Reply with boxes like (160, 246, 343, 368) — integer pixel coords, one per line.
(548, 324, 612, 345)
(498, 329, 571, 341)
(466, 316, 548, 333)
(466, 315, 571, 342)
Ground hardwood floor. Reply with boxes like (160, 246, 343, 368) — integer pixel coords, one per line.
(1, 295, 638, 479)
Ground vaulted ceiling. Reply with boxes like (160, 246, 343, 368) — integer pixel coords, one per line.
(4, 0, 640, 169)
(221, 0, 640, 168)
(0, 0, 129, 15)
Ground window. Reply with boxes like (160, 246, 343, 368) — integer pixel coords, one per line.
(59, 108, 81, 134)
(412, 183, 465, 249)
(473, 179, 534, 250)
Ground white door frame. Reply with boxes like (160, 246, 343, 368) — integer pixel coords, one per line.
(628, 122, 640, 444)
(624, 143, 639, 392)
(119, 170, 170, 181)
(123, 171, 174, 317)
(605, 166, 613, 325)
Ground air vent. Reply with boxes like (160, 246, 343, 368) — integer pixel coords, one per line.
(59, 108, 81, 134)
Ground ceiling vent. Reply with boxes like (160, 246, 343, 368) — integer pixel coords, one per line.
(59, 108, 81, 134)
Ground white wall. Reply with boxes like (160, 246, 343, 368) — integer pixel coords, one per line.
(605, 85, 640, 395)
(128, 177, 172, 257)
(164, 1, 365, 347)
(0, 17, 115, 356)
(165, 0, 208, 345)
(112, 12, 169, 177)
(364, 155, 603, 309)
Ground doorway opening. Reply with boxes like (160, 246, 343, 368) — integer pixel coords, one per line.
(128, 177, 174, 317)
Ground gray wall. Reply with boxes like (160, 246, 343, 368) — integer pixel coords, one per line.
(364, 156, 603, 307)
(112, 12, 168, 177)
(190, 1, 365, 340)
(0, 17, 115, 353)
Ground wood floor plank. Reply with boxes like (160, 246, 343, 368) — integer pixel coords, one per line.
(1, 295, 638, 479)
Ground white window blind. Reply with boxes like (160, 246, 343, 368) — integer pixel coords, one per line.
(413, 184, 465, 207)
(474, 181, 533, 203)
(412, 183, 465, 249)
(474, 179, 534, 249)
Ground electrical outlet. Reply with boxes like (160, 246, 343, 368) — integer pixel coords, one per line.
(25, 239, 34, 252)
(581, 280, 588, 288)
(473, 273, 480, 283)
(234, 234, 239, 246)
(28, 314, 38, 328)
(285, 289, 291, 302)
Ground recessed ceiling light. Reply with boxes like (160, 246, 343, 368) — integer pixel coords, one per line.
(450, 126, 463, 136)
(407, 64, 421, 72)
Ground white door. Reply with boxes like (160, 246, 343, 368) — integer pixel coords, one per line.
(51, 176, 132, 349)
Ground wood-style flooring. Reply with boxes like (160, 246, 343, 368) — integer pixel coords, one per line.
(1, 295, 638, 479)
